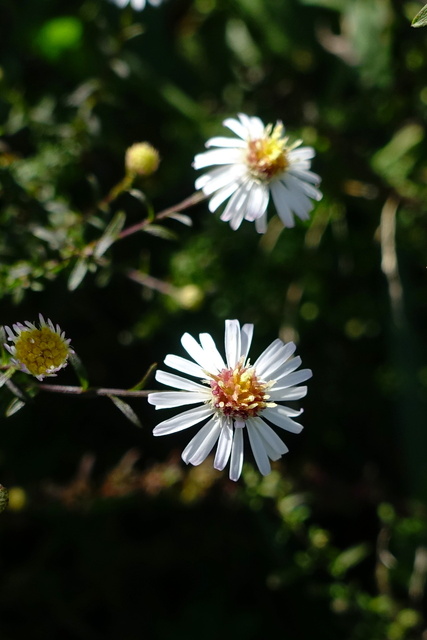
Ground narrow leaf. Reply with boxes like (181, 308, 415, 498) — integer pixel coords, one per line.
(412, 4, 427, 27)
(108, 395, 142, 428)
(68, 257, 89, 291)
(94, 211, 126, 258)
(5, 397, 26, 417)
(0, 369, 15, 389)
(69, 352, 89, 391)
(168, 213, 193, 227)
(143, 225, 177, 241)
(130, 362, 157, 391)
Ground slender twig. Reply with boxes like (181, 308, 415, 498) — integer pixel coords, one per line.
(36, 384, 153, 398)
(118, 191, 205, 241)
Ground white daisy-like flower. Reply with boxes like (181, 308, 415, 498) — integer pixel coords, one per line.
(109, 0, 163, 10)
(193, 113, 322, 233)
(148, 320, 312, 481)
(3, 314, 73, 381)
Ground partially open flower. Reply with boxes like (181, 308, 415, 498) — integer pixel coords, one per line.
(4, 314, 73, 381)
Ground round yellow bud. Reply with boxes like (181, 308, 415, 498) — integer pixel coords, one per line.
(125, 142, 160, 177)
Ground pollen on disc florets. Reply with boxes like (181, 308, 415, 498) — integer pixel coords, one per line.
(246, 122, 290, 182)
(208, 360, 274, 420)
(4, 315, 73, 381)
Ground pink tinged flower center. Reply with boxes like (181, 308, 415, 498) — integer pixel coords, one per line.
(245, 123, 289, 182)
(209, 362, 270, 420)
(14, 327, 69, 377)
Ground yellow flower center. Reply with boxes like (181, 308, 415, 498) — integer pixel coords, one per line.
(246, 123, 289, 182)
(209, 361, 271, 420)
(14, 327, 69, 378)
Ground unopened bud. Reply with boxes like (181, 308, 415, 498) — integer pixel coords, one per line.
(125, 142, 160, 177)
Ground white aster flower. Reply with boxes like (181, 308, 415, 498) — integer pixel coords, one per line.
(193, 113, 322, 233)
(3, 314, 73, 381)
(109, 0, 163, 10)
(148, 320, 312, 481)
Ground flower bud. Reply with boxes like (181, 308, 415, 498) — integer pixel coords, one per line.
(125, 142, 160, 177)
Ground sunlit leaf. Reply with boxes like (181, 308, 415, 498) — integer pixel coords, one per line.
(69, 352, 89, 391)
(167, 213, 193, 227)
(68, 257, 89, 291)
(130, 363, 157, 391)
(0, 369, 15, 389)
(412, 4, 427, 27)
(93, 211, 126, 258)
(108, 395, 142, 428)
(5, 397, 26, 417)
(143, 225, 177, 241)
(329, 543, 371, 577)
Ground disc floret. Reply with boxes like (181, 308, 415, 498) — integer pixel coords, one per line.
(208, 359, 275, 420)
(246, 122, 291, 182)
(4, 314, 73, 381)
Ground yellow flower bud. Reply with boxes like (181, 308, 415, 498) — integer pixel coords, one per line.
(125, 142, 160, 177)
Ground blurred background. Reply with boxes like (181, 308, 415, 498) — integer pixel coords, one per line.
(1, 0, 427, 638)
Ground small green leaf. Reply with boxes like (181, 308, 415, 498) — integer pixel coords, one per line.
(5, 397, 26, 417)
(412, 4, 427, 27)
(68, 257, 89, 291)
(69, 352, 89, 391)
(0, 369, 15, 389)
(108, 395, 142, 428)
(168, 213, 193, 227)
(143, 225, 177, 241)
(130, 362, 157, 391)
(93, 211, 126, 258)
(330, 543, 371, 577)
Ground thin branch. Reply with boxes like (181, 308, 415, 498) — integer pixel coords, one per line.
(36, 384, 153, 398)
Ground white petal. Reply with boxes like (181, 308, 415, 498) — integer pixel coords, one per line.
(244, 183, 269, 221)
(131, 0, 146, 8)
(222, 117, 249, 140)
(155, 370, 207, 392)
(214, 420, 233, 470)
(193, 148, 242, 169)
(207, 181, 241, 213)
(253, 340, 296, 379)
(237, 113, 265, 138)
(271, 386, 308, 401)
(288, 146, 315, 161)
(255, 212, 268, 234)
(224, 320, 241, 368)
(164, 354, 205, 378)
(271, 182, 296, 228)
(152, 405, 213, 436)
(266, 357, 303, 384)
(181, 418, 222, 466)
(195, 164, 245, 195)
(249, 417, 289, 459)
(199, 333, 226, 371)
(206, 136, 247, 149)
(273, 368, 313, 388)
(229, 426, 244, 481)
(240, 323, 254, 362)
(148, 391, 209, 409)
(288, 168, 321, 185)
(181, 332, 219, 373)
(262, 406, 303, 433)
(247, 423, 271, 476)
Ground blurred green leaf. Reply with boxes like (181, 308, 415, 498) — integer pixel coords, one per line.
(130, 362, 157, 391)
(412, 4, 427, 27)
(68, 257, 89, 291)
(93, 211, 126, 259)
(143, 225, 177, 241)
(108, 395, 142, 428)
(330, 543, 371, 577)
(34, 17, 83, 61)
(69, 352, 89, 391)
(5, 397, 26, 417)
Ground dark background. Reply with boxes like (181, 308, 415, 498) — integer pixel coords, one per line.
(1, 0, 427, 638)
